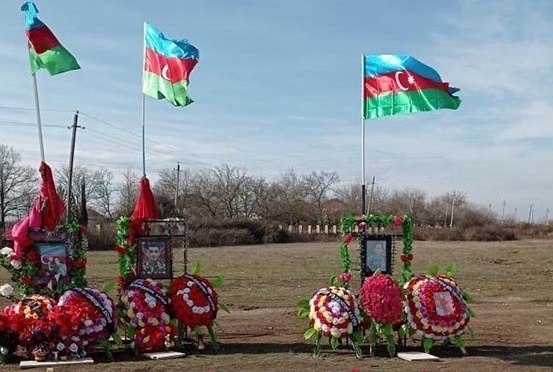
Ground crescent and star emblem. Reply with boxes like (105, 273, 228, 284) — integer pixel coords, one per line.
(161, 65, 170, 80)
(395, 71, 409, 91)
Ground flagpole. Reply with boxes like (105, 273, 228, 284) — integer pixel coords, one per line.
(361, 54, 366, 215)
(141, 22, 146, 177)
(31, 73, 45, 162)
(142, 93, 146, 177)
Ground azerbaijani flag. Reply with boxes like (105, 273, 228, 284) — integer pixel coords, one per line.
(143, 23, 199, 107)
(21, 2, 80, 76)
(363, 54, 460, 119)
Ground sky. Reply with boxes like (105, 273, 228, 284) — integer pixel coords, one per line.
(0, 0, 552, 221)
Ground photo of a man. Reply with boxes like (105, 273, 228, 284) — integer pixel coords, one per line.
(362, 236, 391, 276)
(138, 238, 171, 279)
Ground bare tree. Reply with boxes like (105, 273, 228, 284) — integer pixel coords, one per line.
(212, 164, 250, 218)
(272, 168, 311, 226)
(154, 167, 193, 214)
(189, 169, 221, 218)
(387, 187, 427, 224)
(302, 171, 340, 225)
(0, 145, 37, 230)
(249, 178, 278, 220)
(94, 169, 116, 219)
(334, 183, 362, 214)
(114, 169, 140, 217)
(56, 165, 114, 219)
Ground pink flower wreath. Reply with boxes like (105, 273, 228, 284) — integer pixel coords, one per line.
(359, 273, 403, 325)
(121, 278, 175, 352)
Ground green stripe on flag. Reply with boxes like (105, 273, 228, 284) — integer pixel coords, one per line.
(363, 88, 461, 119)
(142, 71, 193, 107)
(29, 45, 80, 76)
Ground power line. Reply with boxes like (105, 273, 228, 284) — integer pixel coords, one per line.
(0, 106, 75, 113)
(0, 121, 67, 128)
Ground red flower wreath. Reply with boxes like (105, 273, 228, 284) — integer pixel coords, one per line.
(49, 287, 117, 356)
(169, 274, 219, 328)
(359, 273, 403, 325)
(4, 295, 57, 351)
(404, 274, 470, 340)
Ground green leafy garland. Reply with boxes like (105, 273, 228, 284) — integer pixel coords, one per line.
(339, 213, 414, 286)
(114, 216, 137, 291)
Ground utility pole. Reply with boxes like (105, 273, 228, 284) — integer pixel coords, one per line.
(174, 161, 180, 209)
(367, 176, 375, 214)
(449, 191, 456, 228)
(67, 111, 84, 222)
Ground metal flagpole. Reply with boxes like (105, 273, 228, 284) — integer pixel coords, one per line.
(361, 54, 366, 215)
(141, 22, 147, 177)
(31, 73, 45, 162)
(141, 93, 146, 177)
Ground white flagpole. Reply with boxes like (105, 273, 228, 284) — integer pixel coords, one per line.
(141, 22, 146, 177)
(361, 54, 366, 215)
(31, 73, 45, 162)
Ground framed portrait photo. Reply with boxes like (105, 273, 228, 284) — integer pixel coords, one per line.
(137, 237, 172, 279)
(36, 241, 70, 284)
(360, 235, 392, 277)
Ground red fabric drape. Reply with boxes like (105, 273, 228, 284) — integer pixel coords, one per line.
(131, 176, 158, 223)
(9, 161, 66, 259)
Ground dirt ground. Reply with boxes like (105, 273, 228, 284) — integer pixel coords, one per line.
(1, 239, 552, 371)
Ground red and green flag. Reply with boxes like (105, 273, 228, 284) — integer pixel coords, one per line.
(143, 23, 199, 107)
(21, 2, 80, 76)
(363, 54, 460, 119)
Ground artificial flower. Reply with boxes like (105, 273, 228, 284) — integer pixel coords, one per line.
(49, 287, 117, 356)
(308, 286, 360, 339)
(120, 278, 174, 352)
(339, 272, 352, 283)
(4, 295, 57, 351)
(169, 274, 219, 328)
(0, 247, 14, 256)
(393, 215, 404, 227)
(359, 274, 403, 325)
(404, 274, 470, 340)
(0, 284, 14, 298)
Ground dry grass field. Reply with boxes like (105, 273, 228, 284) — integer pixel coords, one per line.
(1, 239, 552, 371)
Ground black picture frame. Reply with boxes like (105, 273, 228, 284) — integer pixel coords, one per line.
(360, 235, 392, 277)
(137, 237, 172, 279)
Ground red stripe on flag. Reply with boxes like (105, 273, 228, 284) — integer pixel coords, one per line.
(144, 48, 198, 84)
(364, 71, 450, 99)
(26, 26, 61, 54)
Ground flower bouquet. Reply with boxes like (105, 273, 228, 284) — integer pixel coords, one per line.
(49, 287, 117, 359)
(359, 273, 404, 357)
(3, 294, 57, 355)
(120, 278, 174, 352)
(404, 273, 472, 354)
(169, 273, 220, 351)
(300, 286, 363, 358)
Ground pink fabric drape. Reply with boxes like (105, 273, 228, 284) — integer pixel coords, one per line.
(9, 162, 65, 259)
